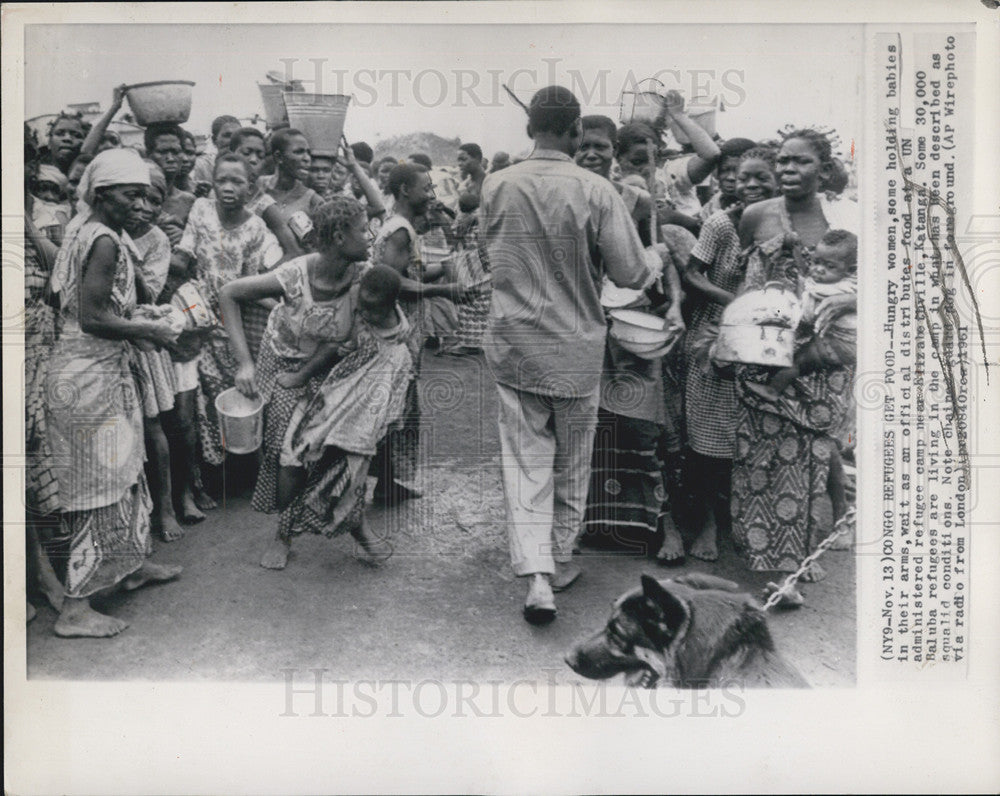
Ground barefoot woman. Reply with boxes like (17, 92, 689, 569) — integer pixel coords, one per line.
(220, 198, 412, 569)
(730, 130, 858, 585)
(46, 149, 182, 637)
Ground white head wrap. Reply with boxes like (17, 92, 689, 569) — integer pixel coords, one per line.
(51, 148, 151, 296)
(74, 147, 151, 214)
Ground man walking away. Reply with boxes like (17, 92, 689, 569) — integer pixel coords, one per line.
(479, 86, 660, 624)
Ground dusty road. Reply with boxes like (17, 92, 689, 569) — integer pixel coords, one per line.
(27, 350, 855, 687)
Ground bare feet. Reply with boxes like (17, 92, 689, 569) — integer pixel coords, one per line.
(351, 525, 393, 566)
(179, 489, 206, 524)
(260, 535, 291, 570)
(829, 521, 854, 551)
(524, 574, 556, 625)
(121, 562, 183, 591)
(153, 512, 186, 542)
(373, 480, 423, 506)
(689, 517, 719, 562)
(656, 517, 686, 565)
(193, 487, 217, 511)
(764, 581, 805, 609)
(551, 562, 582, 593)
(54, 597, 129, 638)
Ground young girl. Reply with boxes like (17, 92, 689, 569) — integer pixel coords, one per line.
(41, 112, 88, 175)
(682, 146, 779, 562)
(228, 126, 304, 358)
(169, 153, 270, 479)
(220, 198, 412, 569)
(125, 163, 185, 542)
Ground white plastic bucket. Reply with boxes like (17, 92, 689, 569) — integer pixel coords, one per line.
(283, 92, 351, 156)
(214, 387, 264, 454)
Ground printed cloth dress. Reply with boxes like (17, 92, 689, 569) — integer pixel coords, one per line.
(730, 205, 855, 573)
(45, 219, 153, 598)
(175, 197, 269, 465)
(250, 257, 360, 514)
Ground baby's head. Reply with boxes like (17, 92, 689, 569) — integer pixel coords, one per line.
(810, 229, 857, 284)
(359, 264, 401, 327)
(33, 164, 68, 203)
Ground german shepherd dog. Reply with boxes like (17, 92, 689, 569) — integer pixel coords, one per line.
(565, 574, 808, 688)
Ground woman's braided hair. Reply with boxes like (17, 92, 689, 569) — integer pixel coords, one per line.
(47, 111, 91, 137)
(778, 127, 835, 165)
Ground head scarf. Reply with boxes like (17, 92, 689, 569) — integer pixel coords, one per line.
(73, 147, 151, 213)
(51, 148, 151, 297)
(36, 163, 69, 191)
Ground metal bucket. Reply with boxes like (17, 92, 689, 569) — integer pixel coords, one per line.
(258, 83, 291, 128)
(619, 90, 669, 127)
(214, 387, 264, 454)
(283, 92, 351, 156)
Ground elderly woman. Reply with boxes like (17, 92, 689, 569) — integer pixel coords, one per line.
(730, 129, 858, 586)
(45, 149, 182, 638)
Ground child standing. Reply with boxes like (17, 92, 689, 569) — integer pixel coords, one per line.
(169, 153, 270, 484)
(125, 163, 185, 541)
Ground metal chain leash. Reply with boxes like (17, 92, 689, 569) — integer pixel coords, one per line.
(761, 505, 857, 612)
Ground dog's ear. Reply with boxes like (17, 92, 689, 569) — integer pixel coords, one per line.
(641, 575, 689, 637)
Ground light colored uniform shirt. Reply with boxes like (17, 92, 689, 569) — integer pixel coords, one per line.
(479, 149, 652, 397)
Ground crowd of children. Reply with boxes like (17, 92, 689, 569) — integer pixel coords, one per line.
(23, 80, 858, 635)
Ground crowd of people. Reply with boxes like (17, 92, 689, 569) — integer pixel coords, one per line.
(23, 80, 858, 637)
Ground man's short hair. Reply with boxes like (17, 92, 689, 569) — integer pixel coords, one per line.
(527, 86, 581, 137)
(387, 162, 428, 200)
(351, 141, 374, 165)
(409, 153, 432, 169)
(459, 143, 483, 161)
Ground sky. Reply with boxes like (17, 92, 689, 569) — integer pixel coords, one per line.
(25, 23, 862, 157)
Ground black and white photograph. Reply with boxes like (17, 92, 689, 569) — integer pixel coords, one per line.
(4, 2, 998, 793)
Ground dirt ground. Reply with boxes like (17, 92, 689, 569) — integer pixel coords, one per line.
(26, 350, 855, 687)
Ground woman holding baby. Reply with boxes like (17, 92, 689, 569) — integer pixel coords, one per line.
(729, 129, 858, 587)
